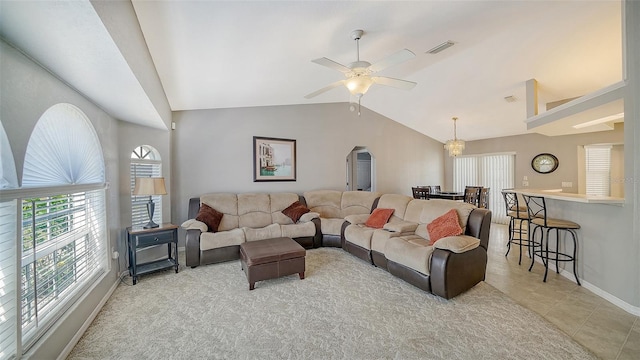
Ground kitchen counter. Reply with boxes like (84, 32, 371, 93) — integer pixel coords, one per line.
(512, 188, 624, 205)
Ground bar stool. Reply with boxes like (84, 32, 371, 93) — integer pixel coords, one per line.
(522, 195, 581, 285)
(464, 187, 481, 206)
(501, 190, 530, 265)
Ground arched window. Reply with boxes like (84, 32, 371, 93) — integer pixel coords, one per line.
(130, 145, 162, 227)
(3, 103, 107, 353)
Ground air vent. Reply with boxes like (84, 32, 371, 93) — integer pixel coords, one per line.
(426, 40, 455, 54)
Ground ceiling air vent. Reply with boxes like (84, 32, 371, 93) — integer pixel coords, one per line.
(426, 40, 455, 54)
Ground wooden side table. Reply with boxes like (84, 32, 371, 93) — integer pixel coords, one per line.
(127, 223, 179, 285)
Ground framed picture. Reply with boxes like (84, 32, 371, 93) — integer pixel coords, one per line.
(253, 136, 296, 182)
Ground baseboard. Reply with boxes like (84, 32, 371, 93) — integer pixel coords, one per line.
(56, 273, 122, 360)
(530, 256, 640, 316)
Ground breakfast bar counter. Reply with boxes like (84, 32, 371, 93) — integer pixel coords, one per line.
(512, 189, 624, 205)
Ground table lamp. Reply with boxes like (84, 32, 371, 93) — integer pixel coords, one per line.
(133, 177, 167, 228)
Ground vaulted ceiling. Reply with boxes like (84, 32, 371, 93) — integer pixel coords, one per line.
(0, 0, 623, 142)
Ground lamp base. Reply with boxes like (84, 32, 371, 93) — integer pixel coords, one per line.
(143, 220, 159, 229)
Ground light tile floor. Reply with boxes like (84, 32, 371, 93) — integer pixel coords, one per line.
(485, 224, 640, 360)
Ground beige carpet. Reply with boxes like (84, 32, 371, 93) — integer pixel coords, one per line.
(68, 248, 596, 359)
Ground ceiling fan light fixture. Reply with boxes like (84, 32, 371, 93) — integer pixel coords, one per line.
(346, 75, 373, 97)
(444, 117, 465, 157)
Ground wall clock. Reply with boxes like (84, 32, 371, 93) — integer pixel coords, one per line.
(531, 153, 559, 174)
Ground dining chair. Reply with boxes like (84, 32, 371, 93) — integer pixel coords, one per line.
(411, 187, 430, 199)
(429, 185, 441, 193)
(463, 187, 481, 206)
(478, 187, 490, 209)
(501, 190, 531, 265)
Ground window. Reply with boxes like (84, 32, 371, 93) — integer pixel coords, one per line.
(130, 146, 162, 228)
(0, 103, 107, 357)
(453, 153, 515, 224)
(585, 145, 612, 196)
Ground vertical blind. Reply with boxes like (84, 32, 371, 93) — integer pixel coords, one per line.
(585, 145, 611, 196)
(453, 153, 515, 224)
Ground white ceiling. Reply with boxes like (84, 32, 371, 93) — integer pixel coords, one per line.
(0, 1, 623, 142)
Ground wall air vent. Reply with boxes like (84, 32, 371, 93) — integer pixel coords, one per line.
(426, 40, 455, 54)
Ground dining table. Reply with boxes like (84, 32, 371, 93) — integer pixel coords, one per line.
(429, 191, 465, 201)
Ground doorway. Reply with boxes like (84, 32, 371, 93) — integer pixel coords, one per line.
(346, 147, 375, 191)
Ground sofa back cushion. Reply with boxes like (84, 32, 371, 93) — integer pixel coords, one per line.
(376, 194, 413, 223)
(238, 193, 272, 228)
(200, 193, 239, 231)
(303, 190, 343, 218)
(341, 191, 381, 217)
(412, 199, 475, 241)
(270, 193, 301, 225)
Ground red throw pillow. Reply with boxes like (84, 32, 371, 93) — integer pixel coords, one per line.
(427, 209, 463, 245)
(196, 204, 223, 233)
(365, 208, 395, 229)
(282, 201, 310, 223)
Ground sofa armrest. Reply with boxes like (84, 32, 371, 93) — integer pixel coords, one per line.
(299, 211, 320, 223)
(185, 229, 202, 268)
(429, 247, 487, 299)
(181, 219, 208, 232)
(383, 221, 418, 233)
(433, 235, 480, 253)
(466, 208, 491, 250)
(344, 213, 370, 225)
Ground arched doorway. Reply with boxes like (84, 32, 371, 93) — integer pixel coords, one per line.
(346, 146, 375, 191)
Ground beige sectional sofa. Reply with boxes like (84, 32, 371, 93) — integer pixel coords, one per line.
(183, 192, 321, 267)
(303, 190, 381, 247)
(182, 190, 491, 299)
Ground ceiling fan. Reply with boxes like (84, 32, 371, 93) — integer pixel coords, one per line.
(305, 29, 417, 113)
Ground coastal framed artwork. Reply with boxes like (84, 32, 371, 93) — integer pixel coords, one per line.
(253, 136, 297, 182)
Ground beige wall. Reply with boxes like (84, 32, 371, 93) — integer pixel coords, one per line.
(171, 103, 444, 228)
(445, 124, 624, 193)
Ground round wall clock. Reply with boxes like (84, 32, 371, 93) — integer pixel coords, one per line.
(531, 153, 559, 174)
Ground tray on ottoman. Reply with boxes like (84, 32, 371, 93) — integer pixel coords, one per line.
(240, 237, 306, 290)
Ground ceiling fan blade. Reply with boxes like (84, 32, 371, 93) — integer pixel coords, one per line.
(368, 49, 415, 73)
(311, 57, 351, 73)
(304, 80, 346, 99)
(372, 76, 417, 90)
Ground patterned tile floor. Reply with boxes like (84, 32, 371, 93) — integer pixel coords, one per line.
(485, 224, 640, 360)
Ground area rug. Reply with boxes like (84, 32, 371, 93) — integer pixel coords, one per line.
(68, 248, 596, 359)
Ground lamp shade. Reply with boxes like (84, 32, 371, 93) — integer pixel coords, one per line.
(133, 177, 167, 196)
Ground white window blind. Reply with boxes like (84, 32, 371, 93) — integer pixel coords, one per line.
(0, 199, 17, 360)
(20, 187, 106, 347)
(453, 153, 515, 224)
(585, 145, 611, 196)
(131, 146, 162, 228)
(0, 103, 108, 355)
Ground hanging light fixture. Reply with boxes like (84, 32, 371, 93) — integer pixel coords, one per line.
(444, 117, 465, 157)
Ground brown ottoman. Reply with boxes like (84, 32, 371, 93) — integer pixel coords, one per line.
(239, 237, 306, 290)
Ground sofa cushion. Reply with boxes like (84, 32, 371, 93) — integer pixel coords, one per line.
(371, 228, 401, 253)
(200, 228, 245, 251)
(420, 200, 475, 232)
(243, 223, 282, 242)
(282, 200, 310, 223)
(433, 235, 480, 253)
(201, 193, 239, 231)
(344, 224, 375, 250)
(427, 209, 463, 245)
(303, 190, 343, 218)
(341, 191, 381, 217)
(376, 194, 413, 222)
(320, 218, 347, 236)
(365, 208, 394, 229)
(238, 193, 272, 228)
(281, 221, 316, 238)
(195, 204, 223, 233)
(385, 236, 434, 275)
